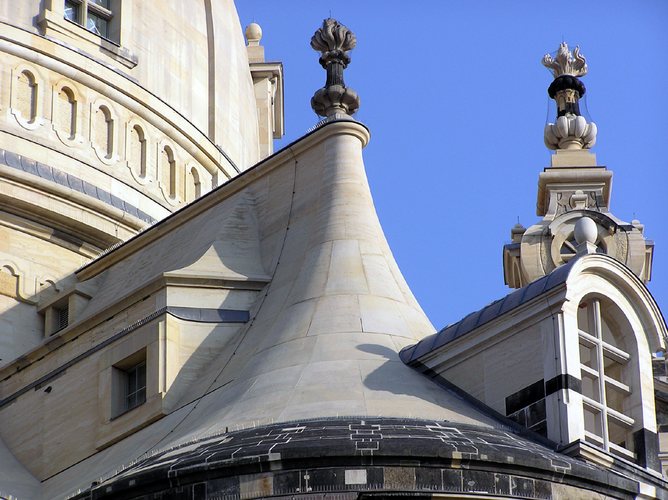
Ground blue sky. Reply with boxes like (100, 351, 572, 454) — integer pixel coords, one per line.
(236, 1, 668, 330)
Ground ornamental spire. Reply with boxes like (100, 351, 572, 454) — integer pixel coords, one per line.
(310, 18, 360, 118)
(542, 43, 597, 150)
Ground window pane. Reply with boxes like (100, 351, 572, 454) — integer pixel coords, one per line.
(90, 0, 110, 8)
(581, 372, 600, 402)
(577, 303, 593, 335)
(87, 11, 109, 37)
(137, 363, 146, 387)
(64, 0, 80, 22)
(603, 354, 624, 383)
(608, 419, 632, 452)
(583, 405, 602, 438)
(605, 384, 627, 414)
(579, 342, 597, 370)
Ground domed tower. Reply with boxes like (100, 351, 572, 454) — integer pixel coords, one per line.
(0, 0, 281, 363)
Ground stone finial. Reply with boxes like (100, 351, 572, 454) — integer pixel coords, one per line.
(245, 22, 262, 47)
(245, 22, 265, 63)
(310, 18, 360, 118)
(543, 42, 597, 150)
(542, 43, 588, 78)
(574, 216, 598, 255)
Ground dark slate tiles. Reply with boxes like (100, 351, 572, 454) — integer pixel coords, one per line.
(0, 147, 156, 224)
(401, 260, 578, 364)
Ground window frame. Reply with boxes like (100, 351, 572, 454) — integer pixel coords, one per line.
(577, 297, 635, 460)
(111, 349, 147, 418)
(38, 1, 137, 69)
(64, 0, 114, 40)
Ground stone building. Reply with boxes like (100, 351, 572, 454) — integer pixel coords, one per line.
(0, 2, 666, 499)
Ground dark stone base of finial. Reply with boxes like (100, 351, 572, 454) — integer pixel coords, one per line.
(548, 74, 586, 99)
(311, 84, 360, 117)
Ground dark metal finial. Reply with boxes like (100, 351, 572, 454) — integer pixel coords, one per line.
(310, 18, 360, 118)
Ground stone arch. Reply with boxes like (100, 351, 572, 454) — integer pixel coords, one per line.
(561, 254, 667, 466)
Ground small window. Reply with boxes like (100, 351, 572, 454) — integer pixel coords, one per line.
(55, 306, 69, 333)
(45, 302, 69, 336)
(64, 0, 113, 39)
(124, 361, 146, 411)
(112, 350, 147, 417)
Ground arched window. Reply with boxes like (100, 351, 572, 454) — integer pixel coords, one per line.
(129, 124, 147, 178)
(578, 296, 636, 460)
(55, 86, 76, 139)
(94, 105, 113, 159)
(161, 145, 176, 199)
(188, 166, 201, 200)
(16, 70, 37, 123)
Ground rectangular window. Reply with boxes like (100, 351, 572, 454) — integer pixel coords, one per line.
(63, 0, 113, 39)
(55, 306, 69, 332)
(111, 349, 147, 418)
(64, 0, 80, 22)
(125, 361, 146, 411)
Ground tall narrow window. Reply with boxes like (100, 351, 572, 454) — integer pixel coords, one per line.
(94, 105, 113, 159)
(16, 70, 37, 123)
(129, 124, 147, 178)
(161, 145, 176, 198)
(111, 349, 147, 417)
(64, 0, 113, 39)
(124, 361, 146, 411)
(578, 297, 635, 460)
(55, 86, 76, 139)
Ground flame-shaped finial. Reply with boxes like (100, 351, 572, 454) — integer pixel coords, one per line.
(310, 18, 356, 67)
(542, 42, 588, 78)
(310, 19, 360, 118)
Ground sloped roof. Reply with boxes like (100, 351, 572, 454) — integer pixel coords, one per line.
(399, 259, 576, 365)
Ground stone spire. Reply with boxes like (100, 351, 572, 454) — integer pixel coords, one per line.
(542, 43, 597, 150)
(502, 43, 654, 289)
(310, 18, 360, 118)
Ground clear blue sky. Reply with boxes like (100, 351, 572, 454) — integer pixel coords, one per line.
(237, 1, 668, 330)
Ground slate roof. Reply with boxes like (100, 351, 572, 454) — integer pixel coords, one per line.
(73, 417, 636, 499)
(400, 259, 577, 365)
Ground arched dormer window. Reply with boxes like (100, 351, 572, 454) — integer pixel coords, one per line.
(578, 296, 636, 460)
(129, 124, 147, 178)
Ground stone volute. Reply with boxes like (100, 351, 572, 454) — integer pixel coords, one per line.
(310, 18, 360, 118)
(542, 43, 597, 150)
